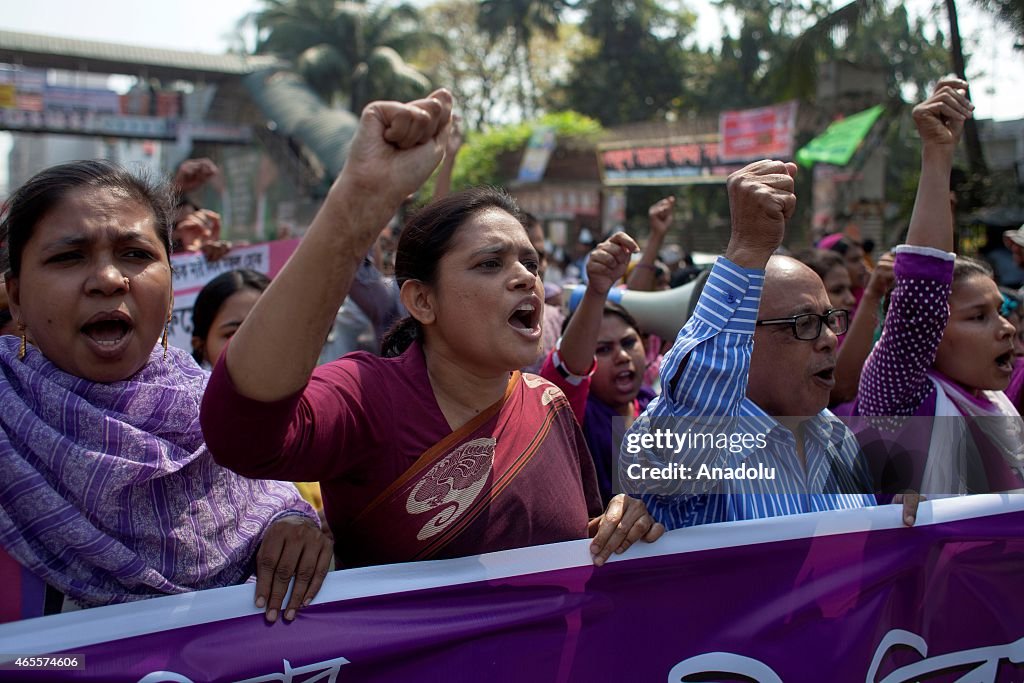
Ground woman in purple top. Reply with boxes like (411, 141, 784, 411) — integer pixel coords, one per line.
(856, 77, 1024, 494)
(0, 161, 329, 622)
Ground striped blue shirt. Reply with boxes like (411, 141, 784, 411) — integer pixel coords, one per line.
(623, 257, 876, 528)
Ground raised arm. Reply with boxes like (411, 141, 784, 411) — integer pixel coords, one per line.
(833, 252, 894, 404)
(627, 197, 673, 291)
(540, 233, 637, 422)
(659, 160, 796, 416)
(223, 91, 452, 401)
(858, 78, 972, 416)
(559, 233, 638, 374)
(905, 76, 972, 251)
(621, 160, 795, 502)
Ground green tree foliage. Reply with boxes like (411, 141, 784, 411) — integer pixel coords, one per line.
(450, 111, 603, 189)
(476, 0, 576, 118)
(702, 0, 808, 106)
(419, 0, 577, 131)
(250, 0, 440, 111)
(767, 0, 949, 102)
(973, 0, 1024, 44)
(419, 0, 515, 131)
(554, 0, 697, 126)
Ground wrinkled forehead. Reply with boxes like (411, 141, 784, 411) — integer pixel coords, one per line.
(760, 257, 830, 318)
(35, 186, 158, 238)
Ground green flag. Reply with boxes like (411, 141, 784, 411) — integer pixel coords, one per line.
(796, 105, 885, 167)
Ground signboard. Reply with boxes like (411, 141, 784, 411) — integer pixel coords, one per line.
(43, 86, 120, 115)
(598, 136, 746, 186)
(517, 126, 557, 183)
(167, 239, 300, 353)
(719, 101, 798, 162)
(0, 67, 45, 112)
(0, 109, 251, 142)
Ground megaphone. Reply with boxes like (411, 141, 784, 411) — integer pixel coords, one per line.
(562, 267, 712, 341)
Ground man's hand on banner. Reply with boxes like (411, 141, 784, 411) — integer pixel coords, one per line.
(255, 515, 334, 622)
(588, 494, 665, 566)
(893, 490, 925, 527)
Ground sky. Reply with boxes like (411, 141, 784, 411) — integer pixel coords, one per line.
(0, 0, 1021, 122)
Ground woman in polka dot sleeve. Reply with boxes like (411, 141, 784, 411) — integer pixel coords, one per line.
(856, 76, 1024, 495)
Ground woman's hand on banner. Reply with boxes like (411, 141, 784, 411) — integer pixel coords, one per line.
(255, 515, 334, 622)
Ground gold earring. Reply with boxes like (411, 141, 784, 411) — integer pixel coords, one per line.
(17, 324, 27, 360)
(161, 320, 170, 361)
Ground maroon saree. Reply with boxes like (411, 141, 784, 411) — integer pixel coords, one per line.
(344, 372, 601, 565)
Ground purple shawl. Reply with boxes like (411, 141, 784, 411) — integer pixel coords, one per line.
(0, 337, 315, 608)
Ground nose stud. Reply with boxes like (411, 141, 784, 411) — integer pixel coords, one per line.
(123, 277, 130, 290)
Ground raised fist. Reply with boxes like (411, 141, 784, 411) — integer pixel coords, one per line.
(648, 196, 675, 236)
(586, 232, 638, 297)
(174, 158, 219, 194)
(913, 76, 973, 151)
(340, 89, 453, 210)
(866, 252, 895, 299)
(445, 114, 464, 159)
(725, 160, 797, 269)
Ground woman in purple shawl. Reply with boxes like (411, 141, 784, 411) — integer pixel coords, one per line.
(0, 160, 330, 623)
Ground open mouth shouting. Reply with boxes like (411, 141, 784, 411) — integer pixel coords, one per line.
(811, 364, 836, 389)
(81, 310, 135, 358)
(614, 368, 638, 393)
(995, 349, 1015, 375)
(507, 296, 542, 341)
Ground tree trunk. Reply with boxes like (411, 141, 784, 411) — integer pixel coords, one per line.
(944, 0, 988, 183)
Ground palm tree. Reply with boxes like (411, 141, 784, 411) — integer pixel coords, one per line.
(943, 0, 988, 178)
(777, 0, 990, 180)
(477, 0, 575, 117)
(248, 0, 441, 112)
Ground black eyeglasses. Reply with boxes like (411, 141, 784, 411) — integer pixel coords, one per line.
(756, 309, 849, 341)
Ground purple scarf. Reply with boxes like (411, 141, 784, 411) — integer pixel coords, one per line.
(0, 337, 314, 608)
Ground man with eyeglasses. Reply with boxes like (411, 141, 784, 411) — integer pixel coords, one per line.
(621, 160, 919, 529)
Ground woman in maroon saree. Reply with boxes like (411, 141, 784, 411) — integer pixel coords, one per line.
(201, 90, 663, 568)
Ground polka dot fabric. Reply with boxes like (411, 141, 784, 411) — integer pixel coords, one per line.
(858, 248, 954, 418)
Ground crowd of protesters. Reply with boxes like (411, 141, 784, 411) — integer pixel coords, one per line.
(0, 76, 1021, 626)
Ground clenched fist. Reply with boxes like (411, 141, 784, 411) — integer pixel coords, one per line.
(724, 160, 797, 269)
(913, 76, 973, 153)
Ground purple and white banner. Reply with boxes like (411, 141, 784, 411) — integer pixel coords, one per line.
(1, 495, 1022, 682)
